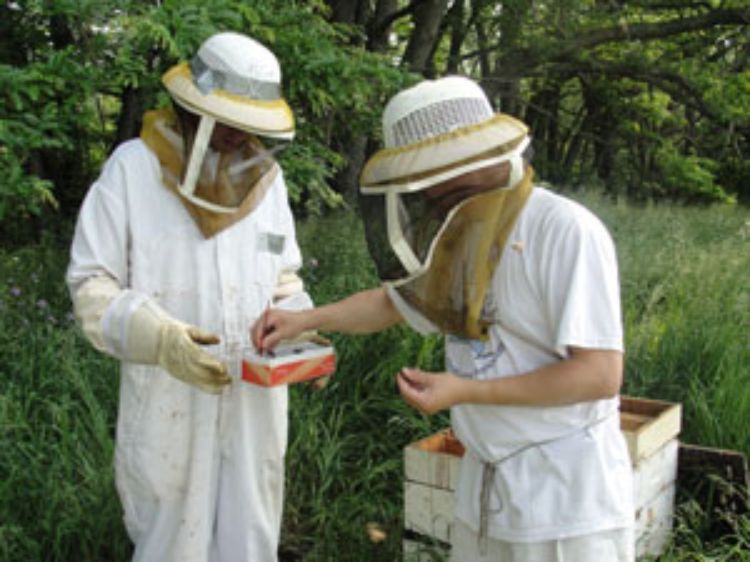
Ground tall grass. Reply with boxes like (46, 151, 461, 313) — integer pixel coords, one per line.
(0, 241, 131, 561)
(595, 199, 750, 456)
(0, 198, 748, 561)
(282, 213, 448, 561)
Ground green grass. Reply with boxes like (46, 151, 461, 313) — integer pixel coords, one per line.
(1, 198, 748, 561)
(0, 242, 129, 561)
(596, 199, 750, 457)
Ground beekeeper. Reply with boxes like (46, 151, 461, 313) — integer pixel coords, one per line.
(253, 76, 635, 561)
(66, 31, 311, 562)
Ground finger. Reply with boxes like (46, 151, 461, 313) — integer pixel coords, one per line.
(188, 327, 221, 346)
(398, 367, 424, 390)
(200, 371, 231, 389)
(397, 373, 424, 412)
(258, 307, 272, 353)
(250, 316, 265, 351)
(251, 311, 275, 352)
(259, 324, 285, 352)
(191, 362, 230, 394)
(397, 371, 420, 401)
(396, 371, 409, 394)
(397, 371, 418, 395)
(196, 356, 231, 384)
(310, 375, 330, 390)
(198, 374, 231, 392)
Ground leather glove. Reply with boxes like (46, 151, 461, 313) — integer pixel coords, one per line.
(71, 275, 230, 394)
(155, 320, 231, 394)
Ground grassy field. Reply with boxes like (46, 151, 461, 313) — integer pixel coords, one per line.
(1, 194, 748, 561)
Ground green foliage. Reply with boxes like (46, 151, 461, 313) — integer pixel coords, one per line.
(0, 0, 411, 240)
(717, 157, 750, 204)
(0, 240, 129, 561)
(653, 143, 732, 203)
(0, 49, 90, 220)
(589, 196, 750, 458)
(265, 6, 411, 212)
(2, 199, 750, 560)
(2, 0, 748, 241)
(481, 1, 750, 204)
(658, 494, 750, 561)
(0, 1, 118, 241)
(279, 142, 346, 213)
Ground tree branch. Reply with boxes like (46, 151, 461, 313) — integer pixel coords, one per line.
(554, 60, 722, 122)
(472, 7, 750, 79)
(372, 0, 430, 34)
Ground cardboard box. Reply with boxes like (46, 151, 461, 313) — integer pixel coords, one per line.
(241, 338, 336, 386)
(403, 396, 682, 559)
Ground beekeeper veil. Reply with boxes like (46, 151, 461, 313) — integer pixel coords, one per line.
(360, 76, 534, 340)
(141, 31, 295, 237)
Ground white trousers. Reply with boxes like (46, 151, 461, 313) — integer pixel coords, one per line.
(449, 519, 635, 562)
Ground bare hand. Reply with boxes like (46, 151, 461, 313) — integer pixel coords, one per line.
(396, 368, 469, 415)
(250, 307, 310, 353)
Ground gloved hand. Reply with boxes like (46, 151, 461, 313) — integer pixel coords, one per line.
(156, 320, 231, 394)
(71, 275, 231, 394)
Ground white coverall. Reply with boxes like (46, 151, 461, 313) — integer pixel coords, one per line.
(66, 139, 308, 562)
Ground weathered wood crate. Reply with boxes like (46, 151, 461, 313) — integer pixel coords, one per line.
(403, 396, 682, 561)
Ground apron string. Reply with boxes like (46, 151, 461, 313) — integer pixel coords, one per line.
(475, 412, 616, 554)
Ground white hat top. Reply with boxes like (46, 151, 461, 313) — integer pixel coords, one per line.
(196, 32, 281, 85)
(360, 75, 529, 193)
(382, 76, 494, 148)
(162, 31, 294, 139)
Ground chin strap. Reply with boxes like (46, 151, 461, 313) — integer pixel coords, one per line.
(177, 115, 237, 214)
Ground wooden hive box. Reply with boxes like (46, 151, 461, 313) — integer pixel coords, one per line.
(403, 396, 682, 561)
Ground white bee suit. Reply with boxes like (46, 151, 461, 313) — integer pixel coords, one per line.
(67, 139, 310, 562)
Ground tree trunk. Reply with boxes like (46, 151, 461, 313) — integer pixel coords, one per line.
(326, 0, 388, 202)
(325, 0, 369, 27)
(445, 0, 466, 74)
(525, 82, 569, 183)
(367, 0, 399, 52)
(475, 19, 492, 88)
(401, 0, 449, 74)
(560, 104, 590, 182)
(111, 86, 145, 153)
(484, 1, 531, 112)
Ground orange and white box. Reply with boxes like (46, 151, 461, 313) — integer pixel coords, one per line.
(241, 337, 336, 386)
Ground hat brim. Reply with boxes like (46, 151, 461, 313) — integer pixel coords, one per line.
(360, 114, 528, 193)
(163, 63, 295, 140)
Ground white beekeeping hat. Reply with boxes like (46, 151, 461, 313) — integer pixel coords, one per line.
(161, 32, 293, 214)
(360, 76, 529, 194)
(163, 31, 294, 139)
(358, 76, 534, 339)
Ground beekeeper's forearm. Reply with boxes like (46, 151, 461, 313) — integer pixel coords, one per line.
(306, 287, 402, 334)
(462, 347, 623, 407)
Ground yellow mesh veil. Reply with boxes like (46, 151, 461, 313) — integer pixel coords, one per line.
(140, 108, 278, 238)
(394, 169, 533, 339)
